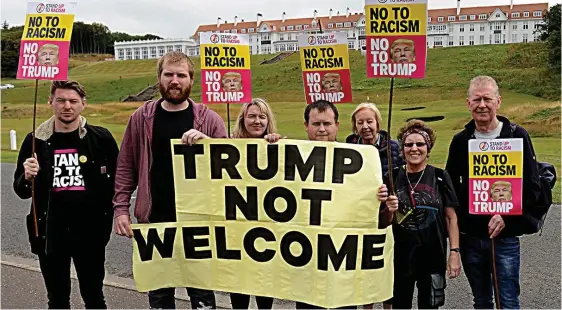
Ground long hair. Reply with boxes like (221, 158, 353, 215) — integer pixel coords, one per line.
(232, 98, 277, 138)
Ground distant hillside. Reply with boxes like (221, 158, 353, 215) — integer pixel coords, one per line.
(2, 42, 560, 106)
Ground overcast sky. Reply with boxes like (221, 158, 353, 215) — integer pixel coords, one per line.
(2, 0, 560, 38)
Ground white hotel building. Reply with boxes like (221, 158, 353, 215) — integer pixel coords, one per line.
(113, 2, 548, 60)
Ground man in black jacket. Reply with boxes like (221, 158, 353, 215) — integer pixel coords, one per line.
(13, 80, 119, 309)
(445, 76, 541, 309)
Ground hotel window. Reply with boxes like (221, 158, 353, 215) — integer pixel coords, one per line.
(328, 23, 333, 28)
(459, 36, 464, 46)
(134, 48, 140, 59)
(494, 23, 501, 31)
(249, 46, 252, 54)
(287, 26, 294, 30)
(231, 29, 237, 33)
(503, 34, 506, 43)
(479, 14, 487, 19)
(296, 25, 302, 30)
(524, 11, 529, 17)
(479, 35, 484, 44)
(469, 35, 474, 45)
(174, 45, 182, 51)
(480, 24, 485, 31)
(280, 26, 285, 31)
(359, 28, 365, 36)
(223, 30, 230, 33)
(434, 36, 443, 46)
(118, 49, 124, 59)
(460, 15, 467, 20)
(513, 23, 517, 30)
(449, 38, 454, 46)
(469, 24, 474, 31)
(494, 33, 500, 43)
(158, 47, 165, 55)
(361, 19, 365, 25)
(273, 26, 277, 30)
(449, 25, 454, 32)
(150, 47, 156, 58)
(448, 16, 455, 21)
(348, 41, 354, 49)
(336, 23, 343, 28)
(512, 34, 517, 42)
(496, 13, 501, 18)
(460, 24, 465, 32)
(344, 22, 351, 27)
(533, 11, 542, 17)
(428, 17, 432, 22)
(166, 46, 173, 52)
(523, 21, 528, 29)
(248, 28, 254, 32)
(522, 34, 528, 42)
(279, 34, 285, 40)
(241, 29, 246, 33)
(438, 17, 444, 22)
(142, 47, 148, 58)
(512, 12, 520, 18)
(470, 15, 476, 20)
(304, 25, 309, 29)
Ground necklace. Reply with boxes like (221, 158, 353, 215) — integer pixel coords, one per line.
(406, 166, 426, 195)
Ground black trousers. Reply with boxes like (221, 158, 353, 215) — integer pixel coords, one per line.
(230, 293, 274, 309)
(148, 287, 216, 309)
(37, 243, 107, 309)
(295, 302, 356, 309)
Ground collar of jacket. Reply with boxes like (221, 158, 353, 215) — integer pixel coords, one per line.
(463, 115, 512, 137)
(35, 115, 88, 141)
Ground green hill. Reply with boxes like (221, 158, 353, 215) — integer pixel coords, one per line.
(1, 42, 560, 201)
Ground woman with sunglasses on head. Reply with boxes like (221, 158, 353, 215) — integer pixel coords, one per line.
(382, 120, 461, 309)
(229, 98, 280, 309)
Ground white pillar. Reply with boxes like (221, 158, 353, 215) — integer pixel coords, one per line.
(10, 129, 17, 151)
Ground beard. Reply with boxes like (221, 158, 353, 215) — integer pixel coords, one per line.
(159, 83, 191, 105)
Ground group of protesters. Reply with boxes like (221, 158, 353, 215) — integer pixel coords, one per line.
(13, 50, 542, 309)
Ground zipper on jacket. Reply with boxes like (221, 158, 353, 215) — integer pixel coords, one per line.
(44, 141, 53, 254)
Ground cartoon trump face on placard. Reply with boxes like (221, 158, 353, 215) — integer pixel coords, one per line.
(391, 39, 416, 64)
(222, 72, 243, 91)
(490, 181, 513, 202)
(37, 43, 60, 66)
(321, 73, 343, 92)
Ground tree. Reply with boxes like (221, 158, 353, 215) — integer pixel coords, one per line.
(2, 20, 8, 30)
(535, 4, 561, 71)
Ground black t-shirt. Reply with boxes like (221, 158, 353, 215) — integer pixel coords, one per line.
(150, 102, 194, 223)
(388, 165, 459, 275)
(49, 129, 87, 229)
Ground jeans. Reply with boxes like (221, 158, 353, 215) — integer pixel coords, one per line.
(230, 293, 274, 309)
(38, 243, 107, 309)
(148, 287, 216, 309)
(460, 233, 521, 309)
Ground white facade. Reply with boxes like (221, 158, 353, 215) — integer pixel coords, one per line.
(114, 38, 198, 61)
(426, 8, 544, 48)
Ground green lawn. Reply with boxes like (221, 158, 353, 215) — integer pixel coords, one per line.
(1, 43, 560, 201)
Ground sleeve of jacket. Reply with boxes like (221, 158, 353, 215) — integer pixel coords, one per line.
(210, 110, 228, 138)
(515, 125, 541, 208)
(391, 140, 405, 167)
(103, 128, 120, 195)
(13, 133, 34, 199)
(112, 111, 140, 218)
(445, 136, 460, 193)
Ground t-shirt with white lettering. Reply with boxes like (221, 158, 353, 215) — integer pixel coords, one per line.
(474, 121, 503, 139)
(49, 129, 86, 225)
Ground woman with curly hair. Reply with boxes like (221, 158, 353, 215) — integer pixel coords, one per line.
(383, 120, 461, 309)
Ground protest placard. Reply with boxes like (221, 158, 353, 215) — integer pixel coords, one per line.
(131, 139, 394, 308)
(364, 0, 427, 78)
(200, 33, 252, 104)
(17, 2, 77, 80)
(298, 33, 352, 104)
(468, 139, 523, 215)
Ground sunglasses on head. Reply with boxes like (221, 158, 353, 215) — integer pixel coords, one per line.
(404, 142, 427, 148)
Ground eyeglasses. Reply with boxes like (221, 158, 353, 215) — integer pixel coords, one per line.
(404, 142, 426, 148)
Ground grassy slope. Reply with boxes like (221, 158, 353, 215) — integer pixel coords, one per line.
(1, 43, 560, 201)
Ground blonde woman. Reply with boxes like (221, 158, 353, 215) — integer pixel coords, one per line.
(346, 103, 404, 178)
(229, 98, 280, 309)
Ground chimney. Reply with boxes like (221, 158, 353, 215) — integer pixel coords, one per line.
(510, 0, 513, 10)
(241, 19, 244, 22)
(256, 13, 262, 27)
(346, 7, 350, 18)
(217, 17, 221, 28)
(457, 0, 461, 16)
(234, 16, 238, 26)
(282, 12, 286, 22)
(313, 9, 318, 19)
(329, 8, 333, 19)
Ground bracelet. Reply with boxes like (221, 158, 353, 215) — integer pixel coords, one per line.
(450, 248, 460, 253)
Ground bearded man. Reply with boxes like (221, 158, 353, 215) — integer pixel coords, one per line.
(112, 51, 227, 309)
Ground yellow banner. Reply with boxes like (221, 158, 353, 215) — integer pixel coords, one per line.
(300, 45, 350, 72)
(200, 44, 251, 69)
(365, 4, 427, 36)
(131, 139, 394, 308)
(469, 151, 523, 178)
(21, 14, 75, 41)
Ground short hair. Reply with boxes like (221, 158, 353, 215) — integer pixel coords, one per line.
(39, 43, 59, 53)
(157, 51, 194, 79)
(232, 98, 278, 138)
(222, 72, 241, 80)
(304, 100, 339, 124)
(351, 103, 383, 134)
(50, 80, 86, 99)
(396, 119, 436, 152)
(322, 73, 340, 80)
(491, 181, 512, 191)
(391, 39, 415, 54)
(467, 75, 500, 98)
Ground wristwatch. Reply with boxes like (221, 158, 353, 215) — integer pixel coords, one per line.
(450, 248, 460, 253)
